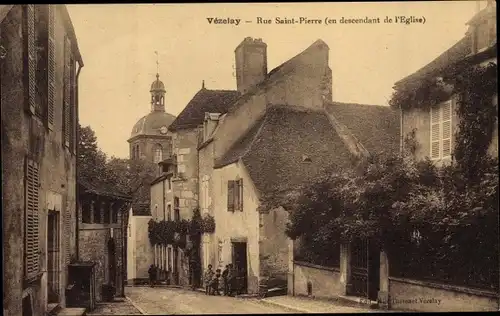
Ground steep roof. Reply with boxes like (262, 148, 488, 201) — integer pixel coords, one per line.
(324, 101, 400, 157)
(168, 88, 240, 132)
(394, 36, 471, 87)
(214, 105, 354, 195)
(0, 5, 13, 23)
(131, 202, 151, 216)
(78, 180, 131, 201)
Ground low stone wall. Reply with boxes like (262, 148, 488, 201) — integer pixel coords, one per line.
(388, 277, 499, 312)
(291, 261, 342, 299)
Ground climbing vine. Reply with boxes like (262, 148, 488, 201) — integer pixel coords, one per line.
(148, 208, 216, 247)
(390, 61, 498, 179)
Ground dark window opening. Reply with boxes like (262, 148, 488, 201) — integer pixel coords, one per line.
(103, 201, 110, 224)
(82, 200, 91, 224)
(93, 201, 101, 224)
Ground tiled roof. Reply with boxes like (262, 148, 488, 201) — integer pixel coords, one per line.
(132, 202, 151, 216)
(168, 88, 240, 131)
(78, 179, 131, 201)
(0, 5, 13, 23)
(214, 105, 354, 195)
(394, 36, 471, 87)
(324, 101, 400, 158)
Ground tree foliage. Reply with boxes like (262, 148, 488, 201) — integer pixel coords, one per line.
(78, 124, 158, 202)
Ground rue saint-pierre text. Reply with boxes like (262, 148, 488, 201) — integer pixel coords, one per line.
(206, 16, 426, 26)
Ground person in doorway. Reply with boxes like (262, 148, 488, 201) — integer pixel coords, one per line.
(204, 264, 214, 295)
(148, 264, 156, 288)
(221, 265, 229, 295)
(227, 264, 235, 296)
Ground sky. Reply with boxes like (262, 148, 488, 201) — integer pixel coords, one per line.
(67, 1, 487, 159)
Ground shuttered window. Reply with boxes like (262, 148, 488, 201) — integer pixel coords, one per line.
(25, 5, 36, 115)
(25, 158, 40, 280)
(63, 37, 71, 148)
(227, 180, 235, 212)
(430, 100, 453, 160)
(47, 5, 55, 129)
(227, 179, 244, 212)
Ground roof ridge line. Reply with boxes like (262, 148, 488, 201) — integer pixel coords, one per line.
(322, 106, 371, 159)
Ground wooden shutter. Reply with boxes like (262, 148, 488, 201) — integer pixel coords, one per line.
(238, 179, 243, 211)
(441, 100, 452, 158)
(227, 180, 235, 212)
(63, 37, 71, 147)
(26, 5, 36, 115)
(430, 105, 440, 159)
(47, 5, 55, 130)
(25, 158, 40, 279)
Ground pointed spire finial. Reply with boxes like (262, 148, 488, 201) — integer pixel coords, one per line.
(202, 80, 205, 89)
(155, 50, 160, 76)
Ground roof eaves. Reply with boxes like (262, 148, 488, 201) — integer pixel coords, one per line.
(59, 5, 84, 66)
(0, 5, 14, 24)
(213, 113, 268, 169)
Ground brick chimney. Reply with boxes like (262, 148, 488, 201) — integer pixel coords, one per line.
(235, 37, 267, 94)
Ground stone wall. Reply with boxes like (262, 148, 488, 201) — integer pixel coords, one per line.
(1, 6, 79, 316)
(291, 261, 343, 299)
(172, 129, 199, 220)
(388, 277, 498, 312)
(258, 207, 289, 288)
(128, 134, 173, 163)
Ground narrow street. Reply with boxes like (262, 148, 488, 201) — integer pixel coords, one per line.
(125, 286, 298, 314)
(124, 286, 376, 314)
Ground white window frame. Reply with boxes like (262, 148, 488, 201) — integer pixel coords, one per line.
(430, 99, 453, 161)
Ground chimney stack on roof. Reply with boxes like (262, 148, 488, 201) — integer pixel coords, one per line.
(234, 37, 268, 94)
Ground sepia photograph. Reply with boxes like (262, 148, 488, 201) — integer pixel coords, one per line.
(1, 1, 498, 315)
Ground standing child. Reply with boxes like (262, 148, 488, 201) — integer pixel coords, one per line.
(211, 269, 221, 295)
(204, 264, 214, 295)
(148, 264, 156, 288)
(221, 265, 229, 296)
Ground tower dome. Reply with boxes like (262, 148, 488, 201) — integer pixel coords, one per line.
(128, 72, 176, 162)
(150, 73, 166, 93)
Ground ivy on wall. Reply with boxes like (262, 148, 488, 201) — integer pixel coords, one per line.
(148, 208, 216, 247)
(390, 61, 498, 179)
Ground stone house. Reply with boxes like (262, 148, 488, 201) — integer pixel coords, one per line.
(149, 163, 183, 285)
(394, 1, 497, 165)
(126, 203, 152, 284)
(1, 5, 83, 316)
(77, 180, 131, 302)
(384, 2, 498, 312)
(195, 37, 397, 296)
(166, 82, 240, 286)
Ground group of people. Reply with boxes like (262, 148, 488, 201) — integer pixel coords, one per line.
(204, 264, 238, 296)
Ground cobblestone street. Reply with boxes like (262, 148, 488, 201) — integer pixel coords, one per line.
(86, 297, 142, 315)
(124, 286, 375, 314)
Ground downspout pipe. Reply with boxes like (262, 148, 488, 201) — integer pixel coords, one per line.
(75, 61, 83, 261)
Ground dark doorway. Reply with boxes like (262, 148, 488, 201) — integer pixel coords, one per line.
(47, 211, 60, 304)
(22, 295, 33, 316)
(108, 238, 116, 286)
(232, 242, 248, 294)
(349, 239, 380, 301)
(173, 248, 179, 285)
(367, 240, 380, 301)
